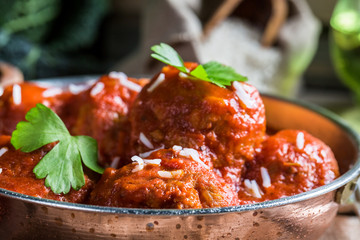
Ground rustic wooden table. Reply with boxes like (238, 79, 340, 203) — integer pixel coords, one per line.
(320, 215, 360, 240)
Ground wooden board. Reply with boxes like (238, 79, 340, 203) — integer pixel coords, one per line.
(320, 215, 360, 240)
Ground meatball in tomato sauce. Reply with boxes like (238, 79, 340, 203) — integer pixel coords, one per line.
(62, 73, 149, 168)
(0, 82, 71, 135)
(89, 147, 240, 209)
(129, 63, 266, 186)
(0, 135, 93, 203)
(238, 130, 340, 203)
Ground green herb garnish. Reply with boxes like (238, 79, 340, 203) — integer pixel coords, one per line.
(11, 104, 104, 194)
(151, 43, 247, 88)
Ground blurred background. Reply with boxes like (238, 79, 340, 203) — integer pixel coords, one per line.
(0, 0, 358, 129)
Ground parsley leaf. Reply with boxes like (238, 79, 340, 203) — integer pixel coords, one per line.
(189, 65, 210, 81)
(11, 104, 104, 194)
(202, 61, 248, 84)
(151, 43, 188, 73)
(151, 43, 247, 88)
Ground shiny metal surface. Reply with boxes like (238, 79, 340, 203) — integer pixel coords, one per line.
(0, 76, 360, 240)
(0, 191, 338, 239)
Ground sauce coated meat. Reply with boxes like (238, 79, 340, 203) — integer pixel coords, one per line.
(129, 63, 266, 187)
(238, 130, 339, 203)
(61, 74, 149, 167)
(0, 65, 340, 208)
(0, 82, 71, 135)
(89, 148, 240, 208)
(0, 136, 93, 202)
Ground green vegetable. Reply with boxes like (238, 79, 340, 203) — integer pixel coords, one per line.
(11, 103, 104, 194)
(151, 43, 188, 73)
(151, 43, 247, 88)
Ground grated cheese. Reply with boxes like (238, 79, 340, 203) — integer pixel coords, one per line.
(109, 71, 141, 92)
(42, 88, 63, 98)
(232, 81, 255, 109)
(158, 170, 183, 178)
(110, 157, 121, 168)
(69, 83, 91, 95)
(244, 179, 252, 189)
(0, 147, 8, 157)
(143, 159, 162, 165)
(12, 84, 21, 105)
(251, 180, 263, 198)
(178, 72, 188, 78)
(147, 73, 165, 92)
(131, 155, 144, 164)
(132, 164, 144, 173)
(313, 154, 323, 164)
(131, 155, 144, 172)
(109, 71, 121, 79)
(42, 100, 51, 107)
(90, 82, 105, 97)
(131, 155, 162, 172)
(320, 150, 326, 158)
(121, 78, 142, 92)
(179, 148, 210, 169)
(172, 145, 183, 151)
(139, 144, 165, 158)
(296, 132, 305, 150)
(139, 132, 154, 149)
(260, 167, 271, 188)
(113, 96, 123, 105)
(244, 179, 263, 198)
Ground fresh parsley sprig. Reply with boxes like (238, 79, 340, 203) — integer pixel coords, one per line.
(11, 104, 104, 194)
(151, 43, 247, 88)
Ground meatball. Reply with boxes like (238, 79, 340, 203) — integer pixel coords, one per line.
(238, 130, 340, 203)
(0, 82, 71, 135)
(0, 135, 93, 203)
(62, 73, 149, 167)
(129, 63, 266, 186)
(89, 147, 240, 209)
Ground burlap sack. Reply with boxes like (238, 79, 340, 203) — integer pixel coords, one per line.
(113, 0, 320, 97)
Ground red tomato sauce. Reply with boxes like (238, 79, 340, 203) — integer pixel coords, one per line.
(0, 136, 93, 202)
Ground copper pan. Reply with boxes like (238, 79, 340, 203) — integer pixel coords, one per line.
(0, 75, 359, 240)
